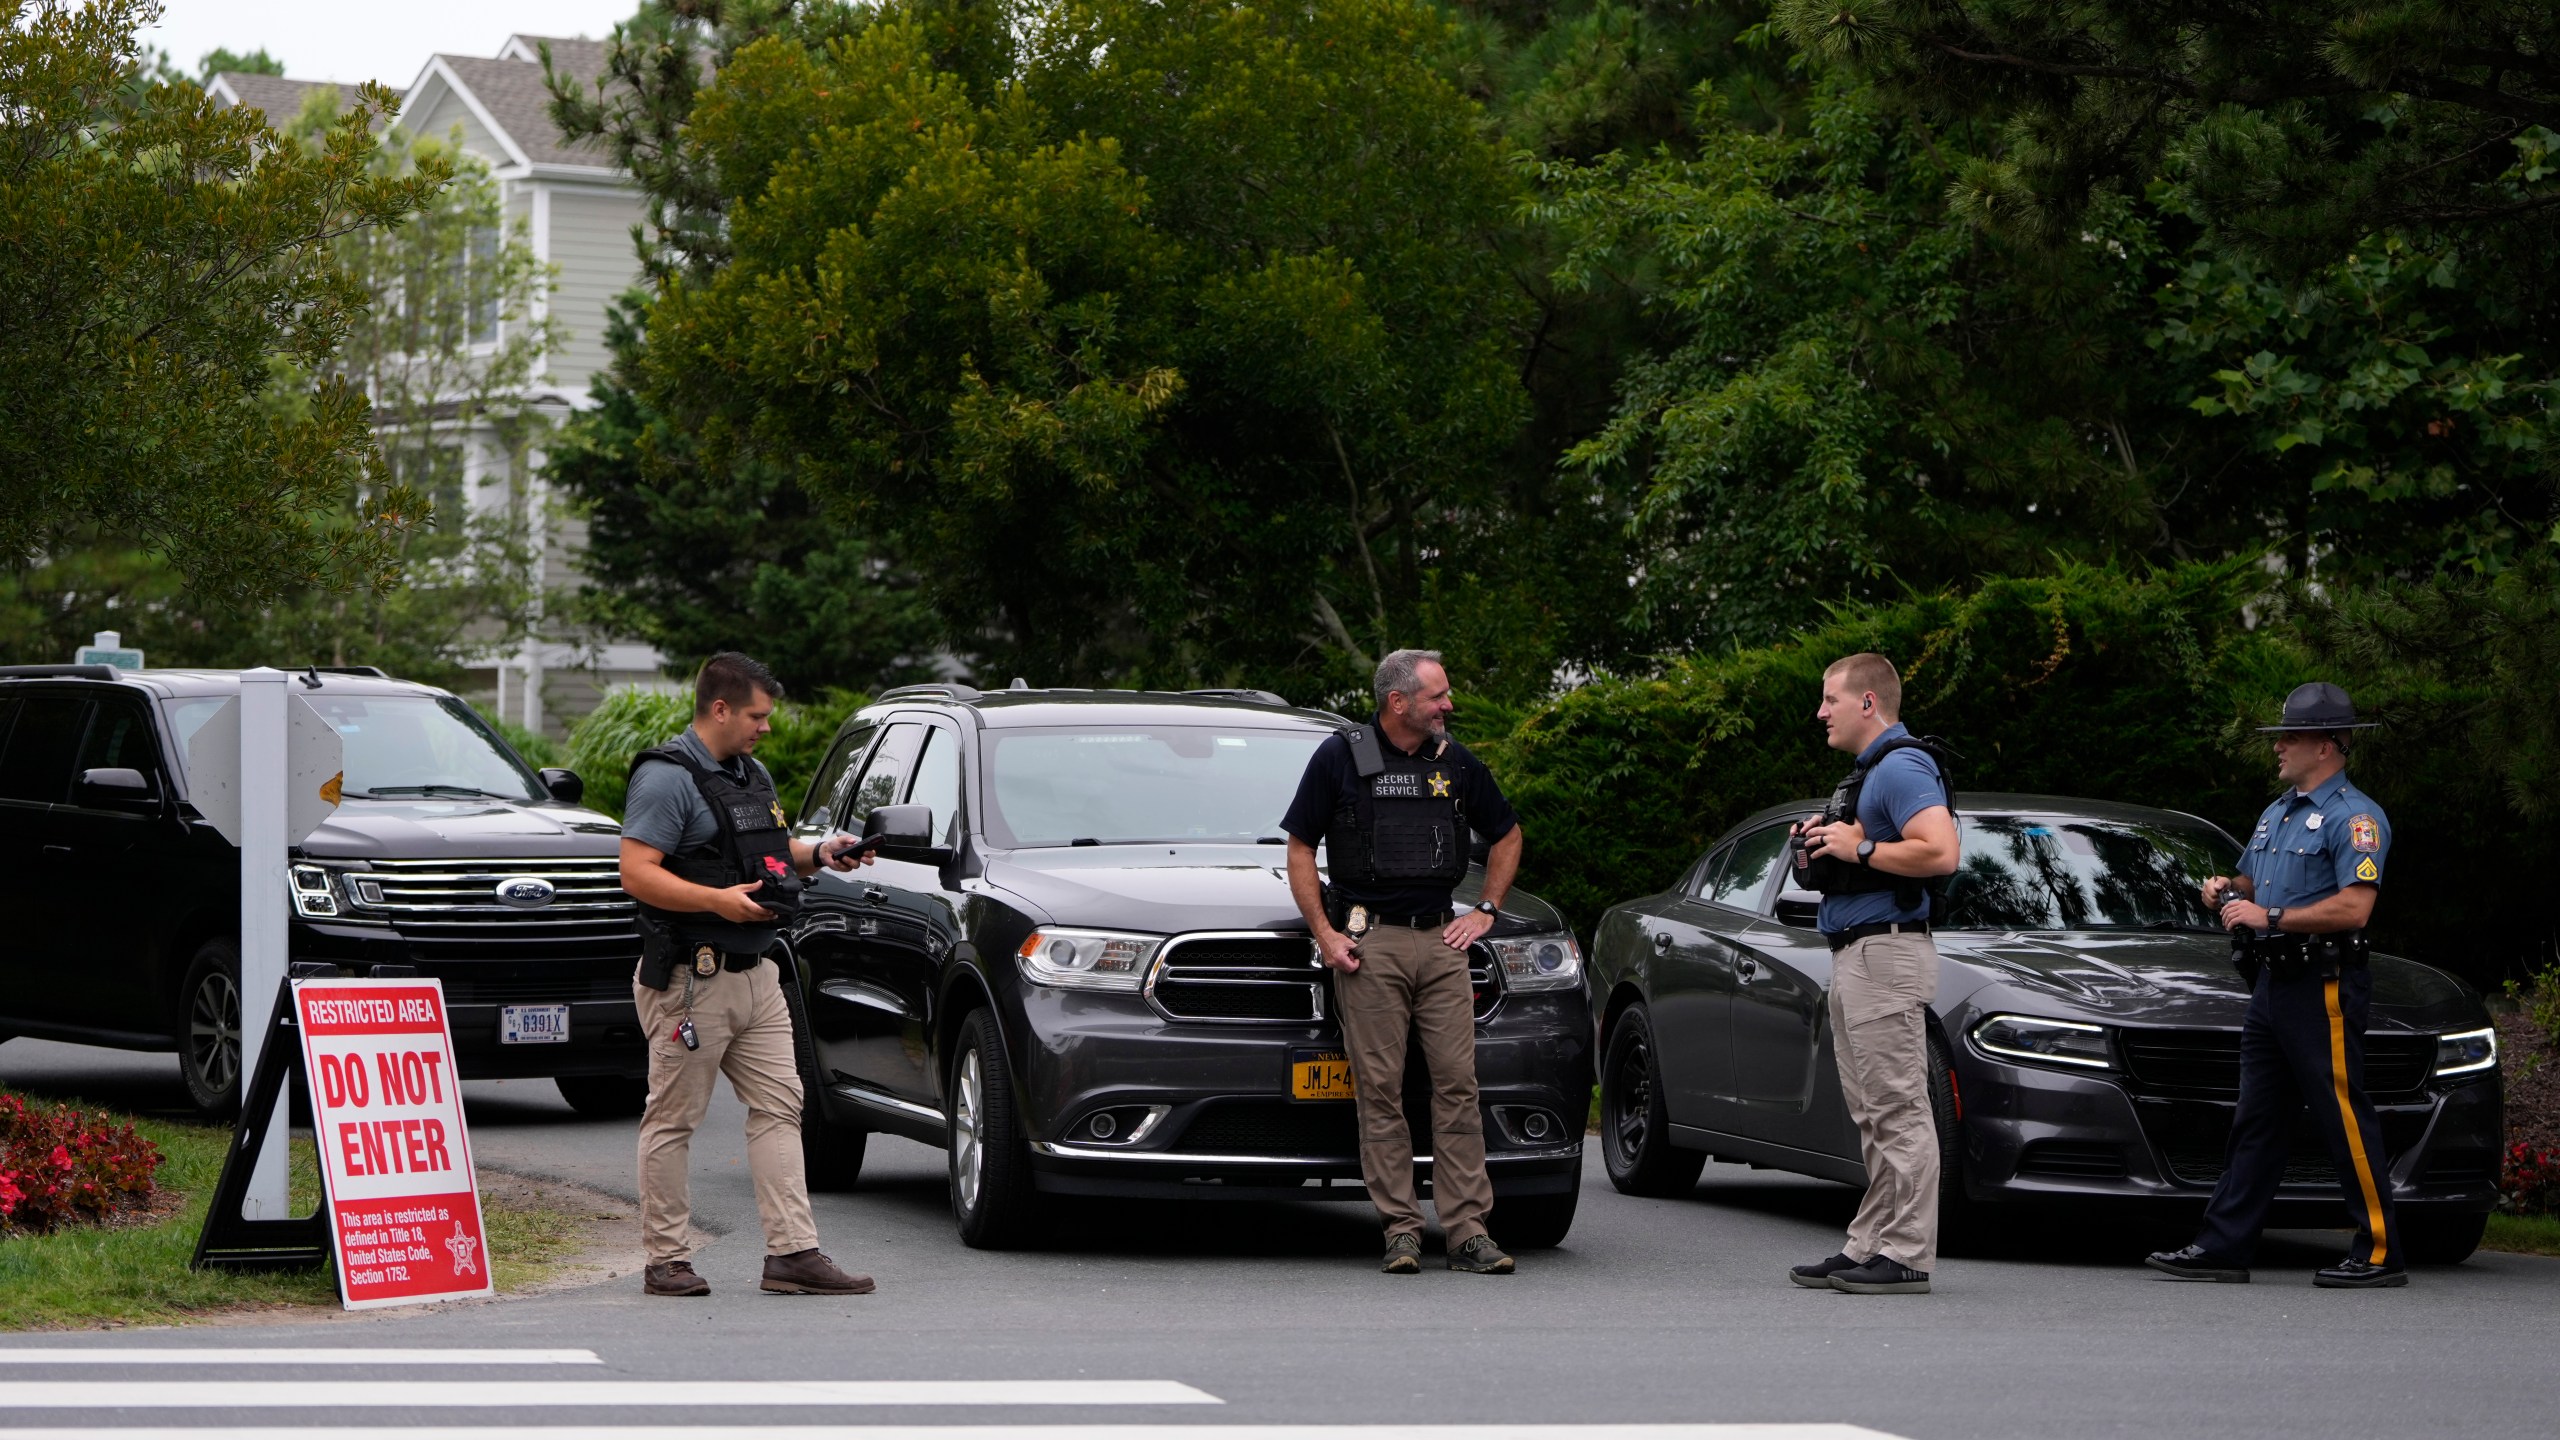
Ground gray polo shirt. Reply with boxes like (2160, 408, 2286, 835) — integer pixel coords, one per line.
(625, 728, 782, 950)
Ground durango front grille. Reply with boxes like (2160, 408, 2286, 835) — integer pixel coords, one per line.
(1143, 931, 1503, 1025)
(356, 857, 640, 966)
(2120, 1029, 2437, 1099)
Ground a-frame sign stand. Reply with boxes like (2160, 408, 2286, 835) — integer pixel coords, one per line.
(190, 976, 329, 1271)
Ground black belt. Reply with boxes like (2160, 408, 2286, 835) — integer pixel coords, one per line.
(689, 943, 765, 974)
(1329, 902, 1453, 931)
(1825, 920, 1932, 952)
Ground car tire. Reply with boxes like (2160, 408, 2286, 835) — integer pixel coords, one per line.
(2399, 1209, 2487, 1265)
(1496, 1187, 1580, 1249)
(1926, 1028, 1979, 1253)
(1599, 1005, 1707, 1198)
(176, 939, 244, 1122)
(554, 1074, 647, 1119)
(948, 1009, 1040, 1249)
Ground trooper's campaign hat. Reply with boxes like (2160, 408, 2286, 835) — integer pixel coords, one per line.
(2257, 681, 2379, 733)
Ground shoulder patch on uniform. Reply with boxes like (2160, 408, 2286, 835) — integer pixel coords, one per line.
(2349, 815, 2379, 852)
(2355, 856, 2379, 882)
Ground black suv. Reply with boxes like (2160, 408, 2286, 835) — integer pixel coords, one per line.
(0, 665, 646, 1118)
(779, 685, 1593, 1249)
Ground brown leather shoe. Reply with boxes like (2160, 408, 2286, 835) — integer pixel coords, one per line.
(760, 1248, 876, 1295)
(644, 1260, 709, 1297)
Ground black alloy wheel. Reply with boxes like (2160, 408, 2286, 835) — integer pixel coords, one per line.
(554, 1074, 648, 1119)
(947, 1009, 1039, 1249)
(176, 939, 243, 1122)
(773, 957, 868, 1191)
(1926, 1029, 1979, 1252)
(1599, 1005, 1707, 1198)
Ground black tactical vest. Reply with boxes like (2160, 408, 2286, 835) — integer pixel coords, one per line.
(1326, 722, 1471, 891)
(1798, 735, 1959, 911)
(629, 741, 802, 955)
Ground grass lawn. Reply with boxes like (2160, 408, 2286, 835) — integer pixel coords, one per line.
(2482, 1211, 2560, 1258)
(0, 1102, 583, 1330)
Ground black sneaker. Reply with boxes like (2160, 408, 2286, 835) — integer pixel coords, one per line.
(2145, 1245, 2250, 1283)
(2313, 1257, 2408, 1289)
(1790, 1252, 1864, 1289)
(1828, 1255, 1930, 1294)
(1447, 1234, 1515, 1274)
(1381, 1234, 1423, 1275)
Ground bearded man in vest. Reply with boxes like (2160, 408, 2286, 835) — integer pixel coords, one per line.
(620, 652, 876, 1298)
(1787, 652, 1961, 1296)
(1283, 648, 1525, 1275)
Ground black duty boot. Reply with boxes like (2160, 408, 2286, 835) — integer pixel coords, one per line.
(2145, 1245, 2251, 1283)
(1790, 1252, 1864, 1289)
(1828, 1255, 1930, 1294)
(2313, 1257, 2408, 1289)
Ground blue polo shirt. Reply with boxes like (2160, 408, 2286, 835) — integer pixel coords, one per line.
(2238, 773, 2389, 932)
(1816, 723, 1951, 935)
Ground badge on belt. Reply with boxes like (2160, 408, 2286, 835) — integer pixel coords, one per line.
(694, 944, 718, 977)
(1347, 905, 1371, 936)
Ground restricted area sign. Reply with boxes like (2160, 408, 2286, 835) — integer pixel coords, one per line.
(293, 978, 492, 1310)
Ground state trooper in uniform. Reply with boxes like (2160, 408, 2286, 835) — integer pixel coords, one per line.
(2147, 682, 2405, 1288)
(1282, 648, 1525, 1276)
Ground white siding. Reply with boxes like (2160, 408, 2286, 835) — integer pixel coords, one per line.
(542, 184, 645, 394)
(405, 85, 508, 166)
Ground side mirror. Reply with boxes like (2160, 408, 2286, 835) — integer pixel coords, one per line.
(539, 768, 584, 805)
(1468, 828, 1491, 865)
(1775, 887, 1821, 930)
(77, 767, 155, 806)
(861, 802, 937, 851)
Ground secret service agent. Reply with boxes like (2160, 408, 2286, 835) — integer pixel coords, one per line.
(2148, 681, 2405, 1288)
(1282, 647, 1523, 1277)
(619, 652, 876, 1299)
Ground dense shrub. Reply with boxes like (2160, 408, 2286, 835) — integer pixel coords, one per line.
(1481, 559, 2533, 988)
(0, 1092, 162, 1236)
(2501, 1143, 2560, 1217)
(563, 685, 868, 820)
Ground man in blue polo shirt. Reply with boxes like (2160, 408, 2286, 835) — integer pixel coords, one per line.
(2148, 682, 2405, 1288)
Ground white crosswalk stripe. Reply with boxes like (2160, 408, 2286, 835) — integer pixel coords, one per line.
(0, 1430, 1904, 1440)
(0, 1350, 600, 1366)
(0, 1379, 1223, 1409)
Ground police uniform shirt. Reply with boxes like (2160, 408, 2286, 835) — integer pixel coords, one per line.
(625, 728, 784, 952)
(1815, 722, 1950, 935)
(2238, 773, 2390, 928)
(1280, 721, 1519, 917)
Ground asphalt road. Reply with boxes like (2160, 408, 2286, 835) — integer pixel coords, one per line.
(2, 1035, 2554, 1440)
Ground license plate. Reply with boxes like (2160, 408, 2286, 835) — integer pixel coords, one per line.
(501, 1004, 570, 1045)
(1291, 1048, 1356, 1101)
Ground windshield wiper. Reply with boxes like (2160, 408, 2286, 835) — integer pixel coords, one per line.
(354, 784, 517, 800)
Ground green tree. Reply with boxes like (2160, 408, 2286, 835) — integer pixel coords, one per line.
(0, 0, 442, 607)
(196, 46, 283, 82)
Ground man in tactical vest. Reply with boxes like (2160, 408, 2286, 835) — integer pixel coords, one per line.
(620, 652, 876, 1298)
(2147, 682, 2406, 1287)
(1786, 653, 1960, 1296)
(1282, 648, 1524, 1275)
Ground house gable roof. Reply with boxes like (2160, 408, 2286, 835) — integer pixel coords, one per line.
(206, 73, 393, 127)
(398, 35, 616, 172)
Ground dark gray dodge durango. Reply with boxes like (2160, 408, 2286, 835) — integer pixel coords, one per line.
(776, 685, 1593, 1249)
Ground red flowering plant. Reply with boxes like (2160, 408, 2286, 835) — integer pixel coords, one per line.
(0, 1090, 164, 1236)
(2502, 1142, 2560, 1217)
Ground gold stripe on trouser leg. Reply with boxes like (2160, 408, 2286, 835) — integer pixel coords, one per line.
(2324, 977, 2390, 1265)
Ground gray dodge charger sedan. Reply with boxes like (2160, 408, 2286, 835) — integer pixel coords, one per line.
(1587, 794, 2503, 1262)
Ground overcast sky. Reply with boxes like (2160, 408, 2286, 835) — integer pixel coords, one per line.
(146, 1, 640, 86)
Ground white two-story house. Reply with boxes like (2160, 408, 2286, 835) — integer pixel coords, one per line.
(212, 35, 668, 736)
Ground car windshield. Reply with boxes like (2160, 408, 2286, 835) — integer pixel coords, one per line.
(983, 725, 1328, 847)
(1942, 814, 2240, 932)
(166, 692, 544, 803)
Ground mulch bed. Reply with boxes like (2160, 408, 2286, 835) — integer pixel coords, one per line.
(2494, 1012, 2560, 1157)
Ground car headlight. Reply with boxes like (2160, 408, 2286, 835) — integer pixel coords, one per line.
(1015, 928, 1162, 992)
(1484, 931, 1582, 993)
(1971, 1014, 2113, 1070)
(2433, 1026, 2497, 1078)
(289, 864, 342, 919)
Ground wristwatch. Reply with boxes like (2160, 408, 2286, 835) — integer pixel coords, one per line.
(1855, 839, 1877, 866)
(1473, 901, 1499, 918)
(2266, 906, 2286, 933)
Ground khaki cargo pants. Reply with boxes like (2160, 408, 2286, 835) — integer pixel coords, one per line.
(1334, 922, 1493, 1246)
(1827, 931, 1942, 1273)
(633, 957, 817, 1265)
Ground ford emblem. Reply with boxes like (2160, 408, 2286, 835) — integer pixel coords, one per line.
(495, 877, 557, 909)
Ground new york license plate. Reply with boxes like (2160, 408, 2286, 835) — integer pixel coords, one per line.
(1291, 1048, 1355, 1100)
(501, 1004, 570, 1045)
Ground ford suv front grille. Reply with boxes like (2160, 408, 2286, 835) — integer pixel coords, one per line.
(1142, 930, 1503, 1025)
(356, 857, 639, 966)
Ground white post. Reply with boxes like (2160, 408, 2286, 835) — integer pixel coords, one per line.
(236, 668, 291, 1220)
